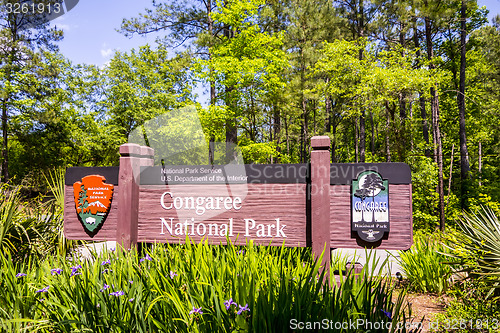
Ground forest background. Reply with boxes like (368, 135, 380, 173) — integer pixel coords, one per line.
(1, 0, 500, 233)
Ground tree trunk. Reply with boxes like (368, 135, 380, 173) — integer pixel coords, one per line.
(420, 94, 430, 157)
(343, 122, 349, 162)
(370, 111, 375, 161)
(299, 43, 308, 163)
(399, 94, 406, 123)
(398, 20, 407, 126)
(325, 95, 337, 162)
(331, 98, 340, 163)
(331, 107, 337, 162)
(325, 81, 331, 134)
(1, 49, 15, 183)
(273, 102, 280, 163)
(208, 81, 215, 164)
(424, 16, 439, 164)
(432, 88, 445, 231)
(223, 23, 237, 163)
(1, 98, 8, 183)
(478, 141, 482, 186)
(458, 0, 470, 208)
(409, 100, 414, 150)
(357, 0, 365, 163)
(301, 97, 309, 163)
(447, 143, 454, 207)
(313, 100, 317, 136)
(284, 115, 290, 156)
(385, 109, 391, 162)
(359, 112, 365, 162)
(425, 14, 445, 230)
(398, 93, 407, 161)
(413, 18, 431, 158)
(225, 95, 237, 163)
(354, 117, 359, 163)
(208, 0, 216, 165)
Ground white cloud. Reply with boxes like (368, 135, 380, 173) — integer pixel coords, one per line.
(100, 61, 111, 70)
(56, 23, 71, 31)
(101, 48, 113, 58)
(100, 42, 114, 58)
(53, 16, 71, 31)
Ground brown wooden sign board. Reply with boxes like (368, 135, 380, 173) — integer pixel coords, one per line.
(64, 137, 413, 266)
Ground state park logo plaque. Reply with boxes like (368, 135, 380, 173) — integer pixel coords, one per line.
(351, 170, 389, 242)
(73, 175, 114, 236)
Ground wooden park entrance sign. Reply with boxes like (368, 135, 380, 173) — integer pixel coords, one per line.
(64, 136, 413, 266)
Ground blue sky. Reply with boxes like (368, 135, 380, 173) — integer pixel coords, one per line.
(53, 0, 500, 68)
(53, 0, 161, 67)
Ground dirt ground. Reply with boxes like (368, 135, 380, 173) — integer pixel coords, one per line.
(405, 293, 449, 332)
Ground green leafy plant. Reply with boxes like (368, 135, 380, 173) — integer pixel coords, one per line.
(432, 278, 500, 333)
(0, 185, 48, 260)
(396, 231, 452, 295)
(43, 167, 82, 255)
(407, 156, 439, 231)
(0, 240, 420, 332)
(447, 206, 500, 299)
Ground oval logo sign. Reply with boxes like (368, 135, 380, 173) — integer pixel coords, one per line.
(352, 170, 389, 243)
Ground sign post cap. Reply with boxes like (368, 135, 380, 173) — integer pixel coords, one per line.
(140, 146, 154, 157)
(311, 136, 330, 149)
(119, 143, 142, 156)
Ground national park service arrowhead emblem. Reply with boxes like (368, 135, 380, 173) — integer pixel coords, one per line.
(73, 175, 114, 236)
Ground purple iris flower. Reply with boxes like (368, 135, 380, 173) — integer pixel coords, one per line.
(100, 284, 110, 292)
(36, 286, 50, 293)
(140, 254, 152, 262)
(70, 264, 82, 277)
(70, 270, 81, 277)
(169, 271, 177, 279)
(189, 307, 203, 315)
(237, 304, 250, 315)
(381, 309, 392, 320)
(224, 298, 237, 311)
(110, 290, 125, 296)
(101, 260, 111, 265)
(16, 273, 27, 278)
(51, 268, 63, 275)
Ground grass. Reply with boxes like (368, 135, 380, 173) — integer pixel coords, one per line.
(396, 231, 453, 295)
(0, 240, 420, 332)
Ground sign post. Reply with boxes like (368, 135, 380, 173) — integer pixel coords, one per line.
(116, 144, 141, 249)
(310, 136, 331, 270)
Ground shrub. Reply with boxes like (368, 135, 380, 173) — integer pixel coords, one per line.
(43, 167, 83, 255)
(429, 207, 500, 333)
(0, 185, 54, 260)
(396, 231, 453, 295)
(447, 206, 500, 299)
(432, 279, 500, 333)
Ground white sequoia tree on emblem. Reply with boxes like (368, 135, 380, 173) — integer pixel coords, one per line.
(354, 172, 385, 223)
(364, 172, 386, 223)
